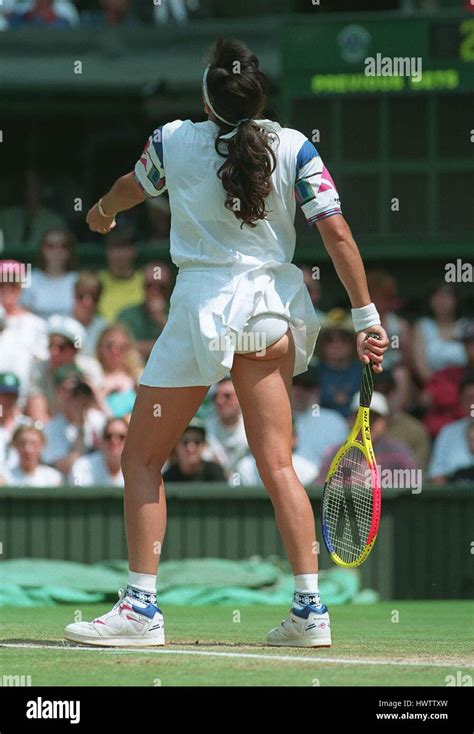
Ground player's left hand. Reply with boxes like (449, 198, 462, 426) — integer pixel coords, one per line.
(356, 324, 389, 373)
(86, 202, 116, 234)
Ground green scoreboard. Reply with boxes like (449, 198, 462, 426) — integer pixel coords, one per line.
(281, 12, 474, 259)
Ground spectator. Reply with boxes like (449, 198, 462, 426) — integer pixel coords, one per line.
(96, 324, 142, 417)
(301, 264, 326, 323)
(117, 262, 171, 359)
(153, 0, 197, 24)
(69, 417, 127, 487)
(232, 419, 318, 487)
(448, 423, 474, 485)
(82, 0, 140, 26)
(99, 224, 143, 322)
(0, 373, 25, 472)
(7, 0, 79, 27)
(203, 377, 249, 473)
(291, 369, 347, 469)
(72, 272, 108, 358)
(27, 315, 104, 422)
(4, 425, 62, 487)
(42, 372, 106, 476)
(0, 170, 67, 249)
(366, 269, 413, 411)
(315, 310, 362, 417)
(21, 229, 77, 319)
(376, 370, 431, 471)
(318, 391, 418, 482)
(163, 418, 226, 482)
(428, 373, 474, 484)
(0, 260, 48, 404)
(413, 283, 467, 383)
(421, 319, 474, 438)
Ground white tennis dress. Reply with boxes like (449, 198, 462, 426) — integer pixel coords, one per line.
(134, 118, 342, 387)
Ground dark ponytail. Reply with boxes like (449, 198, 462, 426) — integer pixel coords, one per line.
(205, 38, 278, 228)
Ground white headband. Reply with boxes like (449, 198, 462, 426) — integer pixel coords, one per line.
(202, 65, 251, 128)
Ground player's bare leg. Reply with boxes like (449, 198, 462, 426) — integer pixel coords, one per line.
(231, 331, 331, 647)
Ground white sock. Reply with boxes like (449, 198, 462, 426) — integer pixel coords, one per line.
(293, 573, 321, 608)
(126, 571, 157, 607)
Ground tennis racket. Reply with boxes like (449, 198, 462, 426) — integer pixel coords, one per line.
(321, 336, 381, 567)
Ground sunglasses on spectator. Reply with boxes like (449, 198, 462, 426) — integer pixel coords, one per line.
(104, 431, 127, 441)
(49, 339, 74, 351)
(76, 291, 100, 302)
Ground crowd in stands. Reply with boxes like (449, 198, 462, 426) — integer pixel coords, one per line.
(0, 210, 473, 489)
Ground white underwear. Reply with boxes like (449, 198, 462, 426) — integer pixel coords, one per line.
(233, 313, 290, 354)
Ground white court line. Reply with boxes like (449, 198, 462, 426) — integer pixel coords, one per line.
(1, 642, 473, 669)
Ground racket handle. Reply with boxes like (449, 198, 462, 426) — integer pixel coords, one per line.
(360, 332, 380, 407)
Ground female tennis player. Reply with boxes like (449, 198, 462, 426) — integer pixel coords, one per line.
(64, 38, 388, 648)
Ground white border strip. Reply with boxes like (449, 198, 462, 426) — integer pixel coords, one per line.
(1, 642, 472, 669)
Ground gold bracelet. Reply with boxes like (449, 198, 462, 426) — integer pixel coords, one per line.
(98, 198, 116, 218)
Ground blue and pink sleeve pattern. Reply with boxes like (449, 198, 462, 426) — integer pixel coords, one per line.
(134, 126, 167, 198)
(295, 140, 342, 226)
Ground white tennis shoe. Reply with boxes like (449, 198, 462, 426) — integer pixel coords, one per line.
(266, 604, 331, 647)
(64, 589, 165, 647)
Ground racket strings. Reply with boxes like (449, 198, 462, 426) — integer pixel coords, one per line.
(323, 445, 374, 564)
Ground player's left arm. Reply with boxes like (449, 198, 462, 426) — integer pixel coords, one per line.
(86, 173, 145, 234)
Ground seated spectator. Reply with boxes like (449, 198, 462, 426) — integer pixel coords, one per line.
(7, 0, 79, 27)
(376, 370, 431, 471)
(153, 0, 196, 24)
(117, 262, 171, 359)
(203, 377, 249, 474)
(421, 319, 474, 438)
(0, 373, 25, 472)
(82, 0, 140, 26)
(42, 372, 107, 476)
(96, 324, 142, 417)
(27, 315, 104, 422)
(428, 373, 474, 484)
(98, 222, 143, 323)
(314, 310, 362, 417)
(232, 419, 318, 487)
(366, 269, 413, 411)
(163, 418, 226, 482)
(21, 229, 77, 319)
(0, 260, 48, 405)
(69, 417, 127, 487)
(413, 283, 467, 384)
(0, 170, 67, 249)
(318, 391, 418, 483)
(3, 425, 62, 487)
(291, 369, 347, 468)
(448, 423, 474, 485)
(301, 264, 326, 324)
(72, 272, 108, 358)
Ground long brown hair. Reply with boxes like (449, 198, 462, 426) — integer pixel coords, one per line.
(205, 38, 278, 228)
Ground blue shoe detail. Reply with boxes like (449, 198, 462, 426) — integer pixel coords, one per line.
(292, 604, 328, 620)
(131, 603, 162, 619)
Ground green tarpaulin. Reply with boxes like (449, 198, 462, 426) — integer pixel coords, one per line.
(0, 557, 378, 608)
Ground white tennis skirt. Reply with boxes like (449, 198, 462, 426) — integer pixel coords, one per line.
(140, 260, 321, 388)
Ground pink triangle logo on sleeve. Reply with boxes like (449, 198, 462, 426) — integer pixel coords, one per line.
(319, 165, 337, 192)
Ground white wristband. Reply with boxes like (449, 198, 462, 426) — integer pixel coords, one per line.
(351, 303, 381, 333)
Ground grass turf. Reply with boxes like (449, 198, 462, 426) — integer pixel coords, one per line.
(0, 601, 473, 686)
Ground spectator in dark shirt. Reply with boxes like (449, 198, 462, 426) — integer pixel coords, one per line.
(163, 417, 226, 482)
(117, 262, 171, 359)
(315, 310, 362, 417)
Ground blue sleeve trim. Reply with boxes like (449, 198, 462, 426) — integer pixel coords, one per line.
(296, 140, 319, 173)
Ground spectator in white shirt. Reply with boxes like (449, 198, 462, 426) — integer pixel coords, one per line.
(203, 377, 249, 474)
(291, 369, 348, 468)
(231, 419, 318, 487)
(27, 314, 104, 422)
(4, 424, 62, 487)
(69, 417, 127, 487)
(428, 373, 474, 484)
(42, 372, 107, 476)
(0, 372, 25, 475)
(0, 260, 48, 405)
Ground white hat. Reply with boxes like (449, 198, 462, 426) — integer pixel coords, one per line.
(47, 315, 86, 350)
(350, 390, 389, 417)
